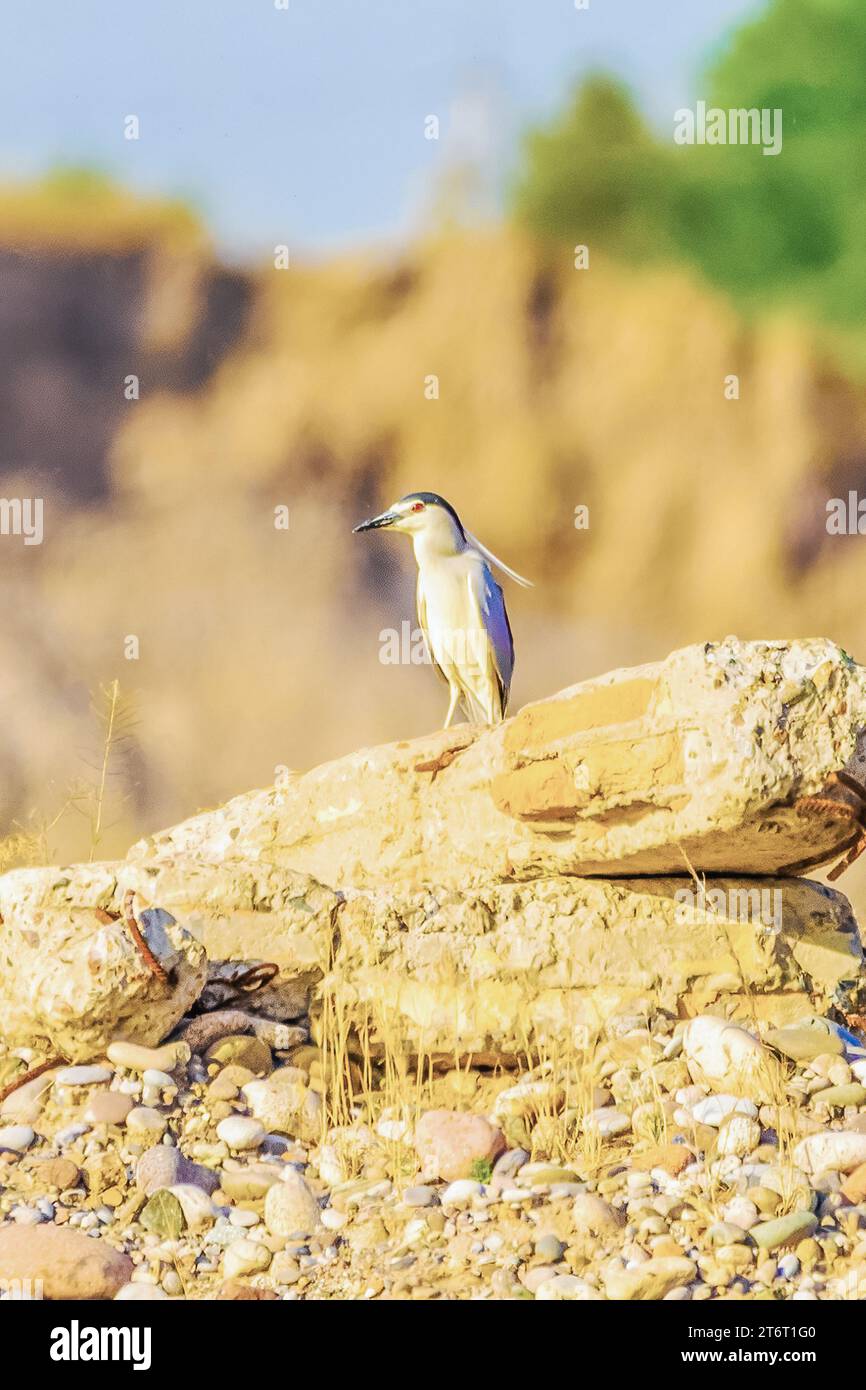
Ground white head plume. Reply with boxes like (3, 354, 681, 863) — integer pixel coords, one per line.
(463, 530, 533, 588)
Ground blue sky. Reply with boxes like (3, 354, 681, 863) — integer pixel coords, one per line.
(1, 0, 762, 259)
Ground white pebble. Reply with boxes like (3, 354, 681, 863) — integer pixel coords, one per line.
(216, 1117, 265, 1151)
(223, 1239, 272, 1279)
(107, 1040, 190, 1073)
(583, 1108, 630, 1138)
(0, 1125, 35, 1153)
(722, 1196, 759, 1230)
(143, 1069, 176, 1089)
(10, 1206, 43, 1225)
(228, 1208, 259, 1229)
(54, 1065, 112, 1087)
(442, 1180, 483, 1206)
(321, 1207, 347, 1231)
(691, 1095, 758, 1126)
(167, 1184, 216, 1230)
(126, 1107, 168, 1137)
(115, 1284, 170, 1301)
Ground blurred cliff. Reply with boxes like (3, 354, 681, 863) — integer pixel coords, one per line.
(4, 172, 866, 867)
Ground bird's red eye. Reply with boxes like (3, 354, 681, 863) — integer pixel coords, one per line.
(411, 501, 425, 513)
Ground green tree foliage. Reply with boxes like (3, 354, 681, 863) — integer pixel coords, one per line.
(512, 0, 866, 336)
(514, 76, 678, 262)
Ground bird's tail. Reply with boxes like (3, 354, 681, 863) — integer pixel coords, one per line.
(461, 684, 505, 726)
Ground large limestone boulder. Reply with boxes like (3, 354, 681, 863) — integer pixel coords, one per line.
(2, 861, 858, 1062)
(0, 860, 338, 1058)
(0, 864, 207, 1061)
(130, 638, 866, 889)
(5, 638, 866, 1062)
(325, 875, 863, 1056)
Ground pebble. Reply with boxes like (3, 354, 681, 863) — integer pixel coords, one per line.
(0, 1225, 132, 1299)
(142, 1069, 177, 1090)
(126, 1107, 168, 1138)
(136, 1145, 219, 1196)
(765, 1027, 844, 1062)
(534, 1233, 566, 1262)
(224, 1239, 272, 1279)
(205, 1035, 273, 1075)
(402, 1185, 437, 1207)
(492, 1147, 530, 1179)
(755, 1256, 778, 1284)
(441, 1179, 484, 1207)
(11, 1205, 44, 1225)
(414, 1110, 505, 1182)
(178, 1009, 256, 1054)
(0, 1125, 35, 1153)
(252, 1020, 308, 1050)
(572, 1193, 624, 1237)
(749, 1184, 781, 1216)
(85, 1091, 134, 1125)
(242, 1067, 318, 1139)
(535, 1274, 603, 1300)
(603, 1256, 696, 1301)
(523, 1263, 558, 1293)
(751, 1210, 818, 1251)
(691, 1095, 758, 1126)
(107, 1040, 191, 1072)
(716, 1113, 761, 1157)
(682, 1015, 783, 1102)
(264, 1170, 321, 1237)
(708, 1222, 748, 1247)
(168, 1184, 216, 1230)
(115, 1283, 170, 1301)
(813, 1084, 866, 1109)
(794, 1131, 866, 1175)
(229, 1208, 260, 1228)
(0, 1071, 58, 1121)
(30, 1157, 81, 1191)
(721, 1196, 759, 1230)
(219, 1164, 281, 1202)
(55, 1122, 89, 1146)
(841, 1163, 866, 1204)
(583, 1108, 630, 1138)
(216, 1117, 266, 1151)
(516, 1163, 578, 1187)
(716, 1244, 753, 1271)
(676, 1086, 707, 1107)
(9, 990, 866, 1303)
(206, 1219, 247, 1249)
(55, 1065, 112, 1088)
(321, 1208, 347, 1231)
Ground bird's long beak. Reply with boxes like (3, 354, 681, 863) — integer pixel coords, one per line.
(353, 509, 400, 533)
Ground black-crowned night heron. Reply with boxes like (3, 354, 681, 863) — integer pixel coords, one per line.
(353, 491, 532, 726)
